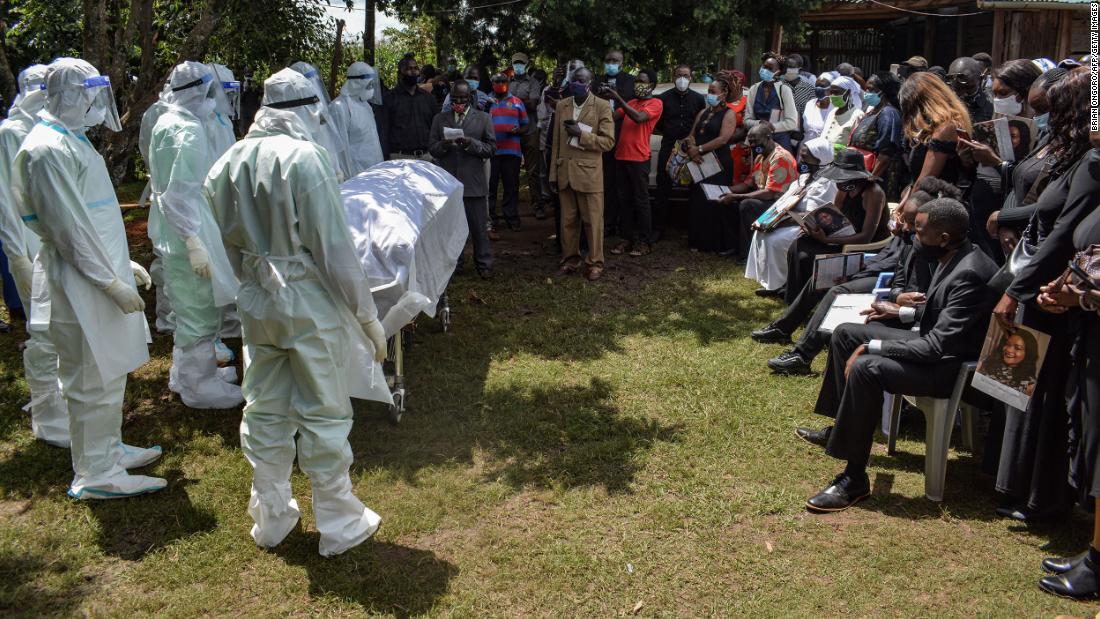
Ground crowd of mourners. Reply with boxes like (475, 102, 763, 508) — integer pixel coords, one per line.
(1, 46, 1099, 600)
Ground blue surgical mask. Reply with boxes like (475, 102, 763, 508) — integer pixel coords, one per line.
(466, 79, 480, 91)
(814, 86, 827, 100)
(759, 67, 775, 82)
(705, 93, 720, 107)
(703, 75, 713, 85)
(605, 62, 620, 76)
(863, 92, 881, 108)
(1034, 112, 1050, 131)
(513, 63, 526, 76)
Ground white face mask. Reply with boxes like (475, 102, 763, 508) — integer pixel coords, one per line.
(361, 86, 375, 102)
(84, 104, 107, 127)
(675, 77, 690, 92)
(786, 68, 800, 79)
(198, 98, 217, 118)
(992, 95, 1022, 116)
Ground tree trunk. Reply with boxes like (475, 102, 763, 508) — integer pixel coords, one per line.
(0, 1, 17, 112)
(83, 0, 109, 69)
(329, 19, 345, 100)
(364, 0, 376, 65)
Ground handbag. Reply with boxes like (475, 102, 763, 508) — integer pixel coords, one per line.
(665, 140, 693, 186)
(988, 223, 1038, 294)
(1051, 244, 1100, 311)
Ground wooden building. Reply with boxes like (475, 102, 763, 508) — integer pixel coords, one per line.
(776, 0, 1087, 75)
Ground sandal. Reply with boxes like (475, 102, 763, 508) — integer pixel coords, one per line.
(629, 243, 651, 257)
(610, 241, 631, 255)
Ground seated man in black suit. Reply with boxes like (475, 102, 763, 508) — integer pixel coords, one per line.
(800, 198, 998, 512)
(755, 177, 963, 375)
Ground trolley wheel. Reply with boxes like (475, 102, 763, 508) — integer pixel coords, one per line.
(387, 389, 405, 425)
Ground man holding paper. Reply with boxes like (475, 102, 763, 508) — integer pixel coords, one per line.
(429, 81, 497, 279)
(799, 199, 997, 513)
(550, 67, 616, 281)
(717, 122, 797, 261)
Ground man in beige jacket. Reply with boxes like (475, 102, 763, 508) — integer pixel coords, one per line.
(549, 67, 616, 281)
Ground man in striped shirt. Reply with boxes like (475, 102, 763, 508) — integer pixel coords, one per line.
(488, 72, 529, 231)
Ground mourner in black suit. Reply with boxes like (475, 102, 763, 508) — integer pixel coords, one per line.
(799, 198, 999, 512)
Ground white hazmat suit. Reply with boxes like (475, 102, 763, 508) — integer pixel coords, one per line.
(289, 61, 347, 181)
(147, 61, 243, 410)
(204, 68, 388, 556)
(0, 64, 69, 447)
(329, 62, 384, 179)
(12, 58, 164, 499)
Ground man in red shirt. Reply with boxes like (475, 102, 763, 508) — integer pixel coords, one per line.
(606, 68, 663, 256)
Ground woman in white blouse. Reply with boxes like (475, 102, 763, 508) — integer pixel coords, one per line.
(801, 73, 835, 143)
(745, 137, 838, 292)
(820, 75, 865, 149)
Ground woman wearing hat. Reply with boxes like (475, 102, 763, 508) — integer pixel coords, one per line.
(782, 149, 889, 305)
(848, 72, 905, 200)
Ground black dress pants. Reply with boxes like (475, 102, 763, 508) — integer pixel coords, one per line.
(783, 236, 840, 306)
(814, 322, 960, 464)
(616, 160, 652, 244)
(775, 276, 879, 360)
(489, 155, 522, 226)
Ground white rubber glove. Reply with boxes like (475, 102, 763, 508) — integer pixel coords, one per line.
(184, 236, 211, 279)
(9, 255, 34, 302)
(130, 260, 152, 290)
(105, 279, 146, 314)
(360, 318, 387, 363)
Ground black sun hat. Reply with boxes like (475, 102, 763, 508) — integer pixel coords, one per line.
(821, 149, 874, 183)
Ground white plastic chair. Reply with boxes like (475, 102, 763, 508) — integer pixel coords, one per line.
(886, 361, 979, 502)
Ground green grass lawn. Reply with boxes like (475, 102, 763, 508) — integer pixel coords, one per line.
(0, 218, 1094, 617)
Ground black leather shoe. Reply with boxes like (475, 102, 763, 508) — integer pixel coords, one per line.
(806, 473, 870, 513)
(1044, 550, 1088, 574)
(796, 425, 832, 447)
(1040, 554, 1100, 600)
(751, 325, 792, 344)
(754, 287, 784, 298)
(769, 351, 812, 375)
(995, 504, 1070, 524)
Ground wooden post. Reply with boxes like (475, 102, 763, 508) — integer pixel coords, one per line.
(1057, 11, 1073, 60)
(809, 28, 819, 73)
(991, 9, 1005, 65)
(329, 19, 345, 100)
(956, 15, 965, 57)
(365, 0, 376, 65)
(771, 24, 784, 54)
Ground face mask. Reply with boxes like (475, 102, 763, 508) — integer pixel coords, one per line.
(993, 95, 1022, 116)
(863, 92, 881, 108)
(912, 236, 946, 261)
(513, 63, 526, 76)
(829, 94, 847, 108)
(492, 82, 510, 95)
(785, 68, 800, 79)
(401, 73, 418, 87)
(452, 101, 468, 114)
(605, 63, 620, 76)
(706, 93, 720, 107)
(466, 79, 480, 91)
(814, 86, 827, 100)
(634, 83, 654, 99)
(362, 86, 375, 101)
(751, 144, 765, 155)
(1034, 112, 1050, 131)
(675, 77, 690, 92)
(571, 81, 590, 100)
(84, 104, 107, 127)
(759, 67, 775, 82)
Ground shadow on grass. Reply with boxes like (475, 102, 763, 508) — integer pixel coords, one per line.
(275, 538, 457, 618)
(84, 470, 218, 561)
(0, 548, 87, 616)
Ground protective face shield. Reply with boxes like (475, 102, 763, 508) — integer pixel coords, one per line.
(290, 61, 331, 105)
(342, 61, 383, 105)
(263, 68, 327, 140)
(165, 61, 229, 118)
(211, 63, 241, 120)
(45, 58, 122, 132)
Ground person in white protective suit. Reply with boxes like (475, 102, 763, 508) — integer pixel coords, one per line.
(0, 64, 69, 447)
(148, 61, 244, 410)
(139, 83, 177, 335)
(204, 68, 389, 556)
(329, 62, 384, 179)
(11, 58, 165, 499)
(206, 63, 244, 343)
(289, 61, 347, 181)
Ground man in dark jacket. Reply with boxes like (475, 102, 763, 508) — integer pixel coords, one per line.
(598, 50, 636, 238)
(799, 198, 998, 512)
(428, 81, 496, 278)
(654, 64, 706, 240)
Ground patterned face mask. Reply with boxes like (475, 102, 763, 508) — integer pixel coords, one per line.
(634, 82, 654, 98)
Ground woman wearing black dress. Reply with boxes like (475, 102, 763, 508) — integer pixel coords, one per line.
(685, 78, 738, 252)
(1032, 142, 1100, 600)
(990, 69, 1094, 523)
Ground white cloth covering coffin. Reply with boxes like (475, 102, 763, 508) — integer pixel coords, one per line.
(340, 160, 468, 338)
